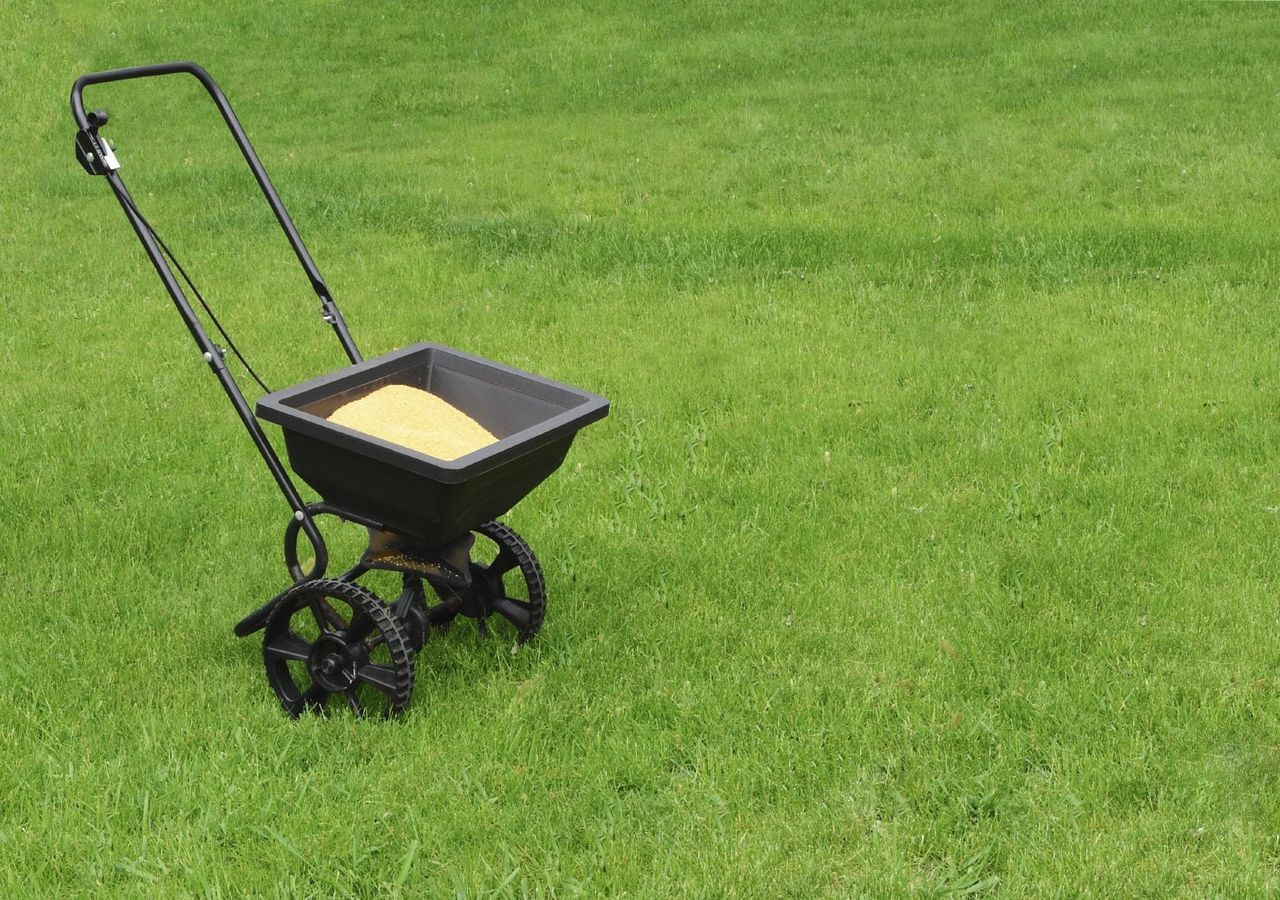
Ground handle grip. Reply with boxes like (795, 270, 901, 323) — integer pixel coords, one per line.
(71, 62, 215, 130)
(71, 64, 326, 293)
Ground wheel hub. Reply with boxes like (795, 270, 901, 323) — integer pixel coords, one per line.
(307, 634, 361, 692)
(453, 564, 496, 618)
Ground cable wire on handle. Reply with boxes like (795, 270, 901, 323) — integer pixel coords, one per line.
(117, 191, 273, 394)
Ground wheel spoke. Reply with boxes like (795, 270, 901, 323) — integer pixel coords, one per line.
(491, 596, 533, 631)
(310, 597, 347, 633)
(355, 663, 401, 697)
(264, 633, 312, 662)
(346, 608, 376, 642)
(488, 546, 519, 577)
(289, 683, 330, 716)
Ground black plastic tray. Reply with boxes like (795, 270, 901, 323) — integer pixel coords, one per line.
(256, 342, 609, 545)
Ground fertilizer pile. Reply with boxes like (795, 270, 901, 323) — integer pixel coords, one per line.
(327, 384, 497, 461)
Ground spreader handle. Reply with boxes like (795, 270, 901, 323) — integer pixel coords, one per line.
(70, 61, 361, 364)
(71, 62, 347, 603)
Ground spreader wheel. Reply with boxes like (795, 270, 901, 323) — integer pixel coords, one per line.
(427, 521, 547, 644)
(262, 579, 415, 718)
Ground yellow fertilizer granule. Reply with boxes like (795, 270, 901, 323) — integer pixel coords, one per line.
(327, 384, 497, 461)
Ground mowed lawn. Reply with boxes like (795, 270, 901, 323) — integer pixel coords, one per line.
(4, 1, 1280, 895)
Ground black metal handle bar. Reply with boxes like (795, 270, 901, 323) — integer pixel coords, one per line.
(71, 61, 361, 363)
(71, 62, 348, 594)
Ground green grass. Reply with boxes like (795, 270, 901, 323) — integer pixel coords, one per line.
(4, 0, 1280, 894)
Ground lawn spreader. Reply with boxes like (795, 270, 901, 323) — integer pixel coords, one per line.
(71, 62, 609, 718)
